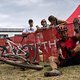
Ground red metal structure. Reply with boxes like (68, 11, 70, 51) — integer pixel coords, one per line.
(66, 5, 80, 23)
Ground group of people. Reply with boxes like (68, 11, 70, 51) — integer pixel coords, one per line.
(22, 15, 80, 77)
(22, 15, 67, 34)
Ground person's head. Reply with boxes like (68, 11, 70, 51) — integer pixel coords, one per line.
(48, 15, 58, 26)
(41, 19, 47, 27)
(28, 19, 33, 27)
(73, 18, 80, 33)
(56, 25, 68, 40)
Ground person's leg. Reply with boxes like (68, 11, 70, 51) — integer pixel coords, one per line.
(48, 56, 58, 69)
(72, 54, 80, 65)
(59, 55, 80, 67)
(44, 56, 61, 76)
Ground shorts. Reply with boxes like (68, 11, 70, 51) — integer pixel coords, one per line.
(59, 53, 80, 67)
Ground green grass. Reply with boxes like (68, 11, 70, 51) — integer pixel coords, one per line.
(0, 63, 80, 80)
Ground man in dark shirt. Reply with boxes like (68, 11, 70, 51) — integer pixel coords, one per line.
(73, 18, 80, 52)
(44, 25, 80, 77)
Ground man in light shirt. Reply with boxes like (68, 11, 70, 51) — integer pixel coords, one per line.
(23, 19, 36, 34)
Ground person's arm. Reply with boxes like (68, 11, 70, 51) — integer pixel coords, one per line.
(56, 41, 65, 59)
(22, 28, 31, 39)
(73, 44, 80, 52)
(58, 48, 65, 59)
(35, 26, 43, 33)
(71, 36, 80, 53)
(22, 32, 30, 37)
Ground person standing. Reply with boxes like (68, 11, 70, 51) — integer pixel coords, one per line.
(41, 19, 49, 29)
(23, 19, 36, 34)
(73, 18, 80, 52)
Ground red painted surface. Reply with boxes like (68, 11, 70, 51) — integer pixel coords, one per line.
(66, 5, 80, 23)
(0, 24, 74, 61)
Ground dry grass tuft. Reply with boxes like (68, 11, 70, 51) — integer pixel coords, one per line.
(0, 63, 80, 80)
